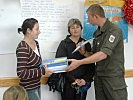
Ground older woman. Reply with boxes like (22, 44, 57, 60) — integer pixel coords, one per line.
(56, 18, 95, 100)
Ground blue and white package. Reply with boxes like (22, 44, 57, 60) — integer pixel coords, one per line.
(40, 57, 68, 73)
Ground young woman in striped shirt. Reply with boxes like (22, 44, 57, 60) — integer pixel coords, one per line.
(16, 18, 52, 100)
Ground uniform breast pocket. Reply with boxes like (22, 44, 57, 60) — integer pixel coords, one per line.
(93, 39, 102, 52)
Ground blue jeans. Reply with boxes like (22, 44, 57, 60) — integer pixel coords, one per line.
(27, 87, 41, 100)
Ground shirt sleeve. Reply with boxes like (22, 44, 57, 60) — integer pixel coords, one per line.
(100, 28, 122, 56)
(55, 40, 67, 58)
(83, 63, 95, 82)
(16, 43, 42, 79)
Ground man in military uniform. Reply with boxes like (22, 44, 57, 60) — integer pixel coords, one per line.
(67, 4, 127, 100)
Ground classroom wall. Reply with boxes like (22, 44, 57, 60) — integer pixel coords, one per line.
(0, 0, 133, 100)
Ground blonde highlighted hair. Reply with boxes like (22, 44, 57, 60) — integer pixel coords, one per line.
(68, 18, 83, 34)
(3, 85, 28, 100)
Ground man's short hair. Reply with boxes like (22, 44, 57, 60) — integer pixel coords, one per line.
(86, 4, 105, 18)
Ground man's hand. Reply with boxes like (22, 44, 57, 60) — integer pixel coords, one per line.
(66, 59, 81, 71)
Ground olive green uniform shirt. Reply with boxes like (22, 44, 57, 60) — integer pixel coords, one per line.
(92, 19, 125, 77)
(93, 19, 127, 100)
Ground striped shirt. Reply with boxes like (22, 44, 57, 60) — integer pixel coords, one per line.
(16, 41, 45, 91)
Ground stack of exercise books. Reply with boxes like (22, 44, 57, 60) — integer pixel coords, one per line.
(40, 57, 68, 73)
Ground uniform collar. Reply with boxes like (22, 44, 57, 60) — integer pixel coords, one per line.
(100, 19, 111, 33)
(95, 19, 111, 37)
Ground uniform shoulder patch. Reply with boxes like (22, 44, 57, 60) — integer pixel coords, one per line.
(109, 35, 115, 43)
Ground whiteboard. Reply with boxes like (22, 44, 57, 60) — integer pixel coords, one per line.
(0, 0, 22, 54)
(20, 0, 85, 58)
(0, 0, 85, 55)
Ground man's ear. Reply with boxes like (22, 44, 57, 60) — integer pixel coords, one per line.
(94, 14, 99, 18)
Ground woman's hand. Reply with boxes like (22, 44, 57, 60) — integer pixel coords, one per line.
(77, 41, 86, 55)
(44, 65, 53, 77)
(75, 79, 86, 87)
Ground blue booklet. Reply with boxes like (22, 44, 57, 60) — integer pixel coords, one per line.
(40, 57, 68, 73)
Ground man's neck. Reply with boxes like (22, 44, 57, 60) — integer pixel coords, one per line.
(98, 18, 107, 29)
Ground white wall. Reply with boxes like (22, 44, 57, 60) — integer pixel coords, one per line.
(0, 54, 17, 77)
(126, 78, 133, 100)
(124, 24, 133, 69)
(41, 85, 61, 100)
